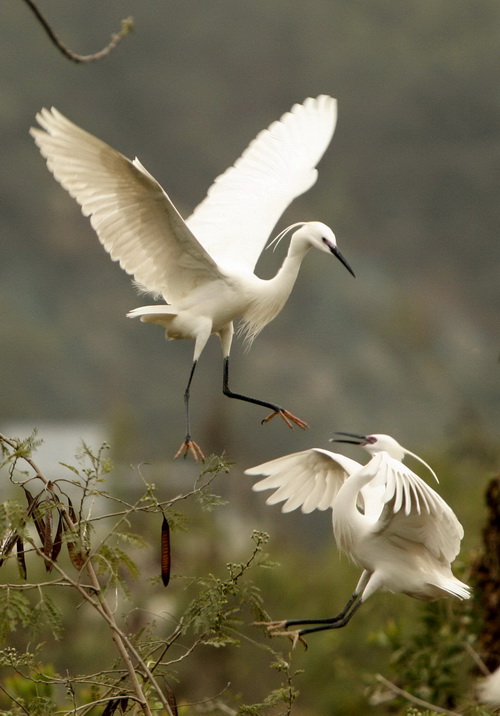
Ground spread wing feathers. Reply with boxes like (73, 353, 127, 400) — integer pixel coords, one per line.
(30, 107, 221, 301)
(365, 453, 464, 564)
(187, 95, 337, 271)
(245, 448, 361, 514)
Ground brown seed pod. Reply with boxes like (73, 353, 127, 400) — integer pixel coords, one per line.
(161, 515, 171, 587)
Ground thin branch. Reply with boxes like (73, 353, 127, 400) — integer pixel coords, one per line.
(153, 632, 203, 669)
(29, 541, 170, 716)
(195, 700, 237, 716)
(1, 433, 53, 483)
(0, 579, 94, 590)
(20, 0, 133, 63)
(374, 674, 460, 716)
(185, 684, 235, 714)
(0, 682, 30, 715)
(463, 641, 491, 677)
(55, 694, 142, 715)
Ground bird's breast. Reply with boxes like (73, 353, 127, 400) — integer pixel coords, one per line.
(176, 278, 253, 333)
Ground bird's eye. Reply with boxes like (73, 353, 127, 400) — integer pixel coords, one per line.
(366, 436, 377, 444)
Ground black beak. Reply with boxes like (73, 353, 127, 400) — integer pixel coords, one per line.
(331, 246, 355, 278)
(330, 431, 367, 445)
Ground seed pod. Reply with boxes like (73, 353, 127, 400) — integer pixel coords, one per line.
(161, 514, 171, 587)
(0, 529, 19, 566)
(43, 504, 53, 572)
(25, 490, 46, 544)
(102, 697, 128, 715)
(165, 682, 178, 716)
(66, 540, 86, 571)
(51, 511, 64, 563)
(16, 536, 27, 580)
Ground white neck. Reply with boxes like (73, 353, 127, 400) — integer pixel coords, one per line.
(332, 461, 378, 553)
(271, 232, 312, 293)
(239, 233, 312, 345)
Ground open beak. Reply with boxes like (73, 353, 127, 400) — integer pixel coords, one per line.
(330, 432, 367, 445)
(331, 246, 355, 278)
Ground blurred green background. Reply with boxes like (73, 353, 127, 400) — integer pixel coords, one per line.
(1, 1, 499, 712)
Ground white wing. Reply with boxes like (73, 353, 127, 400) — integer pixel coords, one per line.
(365, 453, 464, 564)
(245, 448, 361, 514)
(31, 108, 221, 301)
(187, 95, 337, 271)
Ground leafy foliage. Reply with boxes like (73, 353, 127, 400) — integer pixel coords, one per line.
(0, 434, 299, 714)
(379, 600, 475, 705)
(367, 592, 497, 715)
(181, 530, 270, 647)
(0, 590, 32, 640)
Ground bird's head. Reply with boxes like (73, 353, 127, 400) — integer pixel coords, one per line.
(331, 432, 439, 482)
(332, 432, 405, 459)
(291, 221, 355, 277)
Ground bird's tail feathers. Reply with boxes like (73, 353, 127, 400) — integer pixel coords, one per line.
(434, 576, 471, 600)
(127, 305, 178, 327)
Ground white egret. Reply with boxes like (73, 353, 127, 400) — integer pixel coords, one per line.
(478, 666, 500, 708)
(30, 96, 354, 461)
(246, 433, 470, 645)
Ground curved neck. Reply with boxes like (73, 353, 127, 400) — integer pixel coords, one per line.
(335, 469, 372, 514)
(333, 456, 382, 542)
(240, 234, 312, 344)
(270, 233, 312, 293)
(333, 468, 373, 554)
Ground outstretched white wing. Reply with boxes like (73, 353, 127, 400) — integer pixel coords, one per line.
(365, 453, 464, 564)
(187, 95, 337, 272)
(245, 448, 361, 514)
(31, 108, 221, 301)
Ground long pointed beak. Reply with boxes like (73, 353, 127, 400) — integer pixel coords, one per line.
(331, 246, 355, 277)
(330, 431, 367, 445)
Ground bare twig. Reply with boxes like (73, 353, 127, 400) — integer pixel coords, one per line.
(0, 682, 30, 715)
(463, 641, 491, 677)
(55, 694, 142, 715)
(374, 674, 460, 716)
(0, 579, 93, 590)
(20, 0, 133, 63)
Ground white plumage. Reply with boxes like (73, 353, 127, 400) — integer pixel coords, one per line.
(31, 96, 354, 460)
(246, 432, 470, 643)
(478, 666, 500, 708)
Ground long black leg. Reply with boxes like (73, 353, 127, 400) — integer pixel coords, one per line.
(174, 360, 204, 461)
(257, 592, 363, 646)
(222, 357, 308, 429)
(295, 598, 363, 636)
(281, 591, 360, 630)
(183, 360, 197, 438)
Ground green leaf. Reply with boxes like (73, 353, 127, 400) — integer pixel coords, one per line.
(32, 593, 63, 640)
(0, 589, 32, 638)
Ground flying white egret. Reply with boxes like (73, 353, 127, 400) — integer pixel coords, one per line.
(246, 432, 470, 645)
(30, 96, 354, 461)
